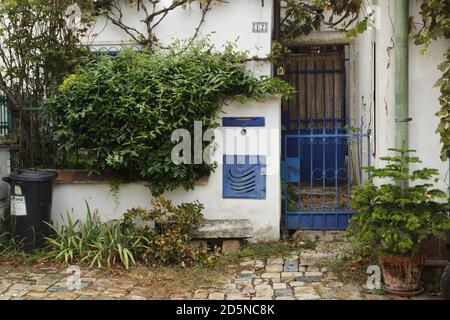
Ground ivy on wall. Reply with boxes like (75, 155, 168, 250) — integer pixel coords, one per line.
(413, 0, 450, 159)
(414, 0, 450, 53)
(435, 50, 450, 160)
(279, 0, 371, 40)
(43, 41, 292, 195)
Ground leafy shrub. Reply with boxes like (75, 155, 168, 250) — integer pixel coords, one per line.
(45, 197, 214, 268)
(44, 40, 292, 195)
(124, 197, 215, 266)
(347, 148, 450, 256)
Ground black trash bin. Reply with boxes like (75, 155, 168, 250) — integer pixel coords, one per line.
(3, 168, 58, 251)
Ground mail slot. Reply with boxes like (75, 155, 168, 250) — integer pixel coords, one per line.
(222, 117, 265, 127)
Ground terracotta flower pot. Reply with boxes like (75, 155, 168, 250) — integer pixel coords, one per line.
(379, 255, 425, 294)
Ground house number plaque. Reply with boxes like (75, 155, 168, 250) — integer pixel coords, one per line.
(252, 22, 268, 33)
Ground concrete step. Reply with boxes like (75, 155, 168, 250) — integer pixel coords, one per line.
(191, 219, 253, 239)
(292, 230, 346, 242)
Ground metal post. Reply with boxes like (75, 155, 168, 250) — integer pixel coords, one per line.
(273, 0, 281, 42)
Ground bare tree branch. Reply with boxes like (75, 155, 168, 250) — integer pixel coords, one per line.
(143, 0, 189, 24)
(192, 0, 212, 40)
(107, 2, 144, 45)
(102, 0, 191, 49)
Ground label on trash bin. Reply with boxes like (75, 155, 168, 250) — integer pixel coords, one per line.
(11, 195, 27, 216)
(14, 185, 22, 196)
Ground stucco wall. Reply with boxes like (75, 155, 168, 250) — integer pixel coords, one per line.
(364, 0, 449, 189)
(87, 0, 274, 76)
(51, 97, 282, 242)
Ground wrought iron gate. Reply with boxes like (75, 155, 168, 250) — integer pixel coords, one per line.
(279, 45, 371, 230)
(0, 95, 11, 137)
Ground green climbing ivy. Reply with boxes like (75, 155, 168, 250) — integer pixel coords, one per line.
(43, 40, 292, 196)
(413, 0, 450, 159)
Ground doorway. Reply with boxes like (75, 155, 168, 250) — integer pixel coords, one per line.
(279, 45, 370, 230)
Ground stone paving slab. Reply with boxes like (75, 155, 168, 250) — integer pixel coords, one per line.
(0, 242, 440, 300)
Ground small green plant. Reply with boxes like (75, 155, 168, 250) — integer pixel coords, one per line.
(376, 283, 386, 296)
(299, 239, 317, 250)
(0, 233, 23, 256)
(124, 197, 215, 266)
(347, 148, 450, 257)
(0, 212, 23, 255)
(0, 230, 13, 255)
(108, 180, 122, 210)
(45, 203, 146, 269)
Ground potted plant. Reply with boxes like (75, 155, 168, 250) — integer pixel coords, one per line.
(347, 148, 450, 296)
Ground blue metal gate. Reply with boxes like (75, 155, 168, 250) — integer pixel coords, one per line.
(282, 128, 370, 229)
(279, 46, 371, 230)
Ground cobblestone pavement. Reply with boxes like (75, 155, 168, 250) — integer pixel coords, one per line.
(0, 242, 440, 300)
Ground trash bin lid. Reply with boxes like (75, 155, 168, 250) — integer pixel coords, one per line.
(9, 168, 58, 182)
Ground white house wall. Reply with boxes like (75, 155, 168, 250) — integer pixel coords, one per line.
(371, 0, 450, 189)
(408, 4, 449, 188)
(87, 0, 274, 76)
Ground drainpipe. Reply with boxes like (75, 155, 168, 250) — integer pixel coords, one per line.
(273, 0, 281, 43)
(394, 0, 410, 187)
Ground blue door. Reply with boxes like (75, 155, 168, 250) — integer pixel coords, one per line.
(279, 46, 370, 230)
